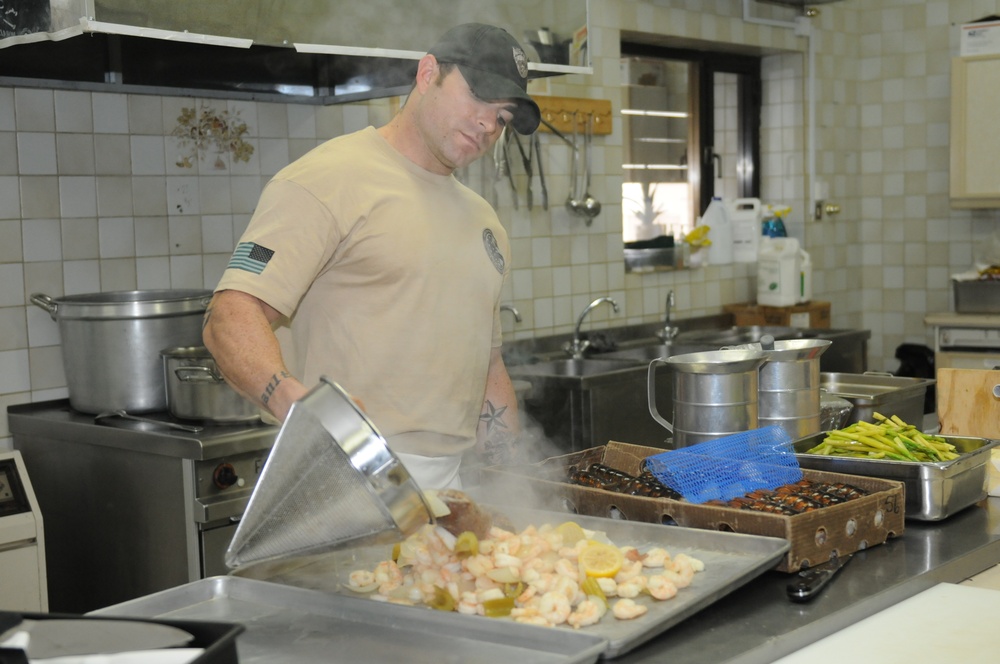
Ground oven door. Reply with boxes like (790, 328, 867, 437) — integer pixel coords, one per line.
(201, 518, 241, 577)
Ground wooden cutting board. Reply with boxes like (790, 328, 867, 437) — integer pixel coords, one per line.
(937, 368, 1000, 438)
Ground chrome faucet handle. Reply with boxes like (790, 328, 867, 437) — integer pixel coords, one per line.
(562, 338, 591, 359)
(500, 304, 522, 323)
(657, 290, 679, 342)
(567, 296, 620, 358)
(656, 325, 679, 342)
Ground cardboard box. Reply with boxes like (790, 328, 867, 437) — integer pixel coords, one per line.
(480, 441, 905, 573)
(961, 21, 1000, 57)
(724, 300, 831, 329)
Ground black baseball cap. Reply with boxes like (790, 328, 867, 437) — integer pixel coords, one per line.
(428, 23, 541, 135)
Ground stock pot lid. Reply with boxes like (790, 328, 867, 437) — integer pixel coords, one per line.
(32, 289, 212, 320)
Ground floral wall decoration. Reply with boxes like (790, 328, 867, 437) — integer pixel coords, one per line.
(171, 104, 254, 169)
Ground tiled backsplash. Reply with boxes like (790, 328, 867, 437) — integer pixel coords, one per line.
(4, 0, 1000, 446)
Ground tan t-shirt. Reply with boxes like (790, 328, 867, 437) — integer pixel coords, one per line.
(216, 126, 509, 456)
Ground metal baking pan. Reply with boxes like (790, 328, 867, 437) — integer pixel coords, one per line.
(794, 433, 998, 521)
(230, 504, 789, 659)
(953, 278, 1000, 314)
(92, 575, 607, 664)
(820, 372, 933, 426)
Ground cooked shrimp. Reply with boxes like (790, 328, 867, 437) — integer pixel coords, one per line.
(612, 598, 648, 620)
(374, 560, 403, 593)
(495, 537, 522, 556)
(616, 575, 646, 599)
(642, 547, 671, 568)
(552, 575, 581, 603)
(348, 570, 377, 592)
(514, 615, 552, 627)
(554, 557, 579, 580)
(567, 598, 607, 628)
(457, 591, 479, 615)
(493, 552, 523, 568)
(646, 574, 678, 600)
(614, 559, 645, 583)
(596, 577, 618, 597)
(538, 591, 572, 625)
(673, 552, 705, 572)
(463, 554, 494, 577)
(374, 560, 402, 583)
(670, 556, 696, 588)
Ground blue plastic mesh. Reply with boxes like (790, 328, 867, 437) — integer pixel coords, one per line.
(644, 426, 802, 504)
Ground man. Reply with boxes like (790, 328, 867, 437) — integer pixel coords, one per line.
(202, 23, 540, 489)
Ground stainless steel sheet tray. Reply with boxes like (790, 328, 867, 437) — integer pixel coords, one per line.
(92, 575, 606, 664)
(820, 372, 932, 426)
(230, 504, 789, 658)
(794, 433, 998, 521)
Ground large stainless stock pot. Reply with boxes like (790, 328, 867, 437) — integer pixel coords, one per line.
(31, 289, 212, 414)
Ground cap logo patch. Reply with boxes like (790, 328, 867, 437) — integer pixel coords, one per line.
(512, 46, 528, 79)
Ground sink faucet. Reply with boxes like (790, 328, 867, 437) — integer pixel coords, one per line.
(500, 304, 522, 323)
(657, 290, 679, 342)
(564, 297, 620, 359)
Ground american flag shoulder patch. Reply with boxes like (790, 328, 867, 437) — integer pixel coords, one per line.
(227, 242, 275, 275)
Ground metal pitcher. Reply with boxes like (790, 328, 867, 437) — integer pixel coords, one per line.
(755, 339, 832, 440)
(648, 349, 768, 448)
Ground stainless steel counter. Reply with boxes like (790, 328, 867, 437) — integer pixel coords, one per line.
(617, 497, 1000, 663)
(95, 497, 1000, 663)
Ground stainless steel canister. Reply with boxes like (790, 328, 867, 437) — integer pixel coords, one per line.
(31, 290, 212, 414)
(162, 346, 259, 423)
(647, 349, 768, 448)
(756, 339, 831, 440)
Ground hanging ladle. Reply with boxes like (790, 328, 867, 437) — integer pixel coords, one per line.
(579, 113, 602, 224)
(565, 112, 585, 216)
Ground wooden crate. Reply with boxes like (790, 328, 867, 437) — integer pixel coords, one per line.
(480, 441, 905, 573)
(724, 301, 831, 329)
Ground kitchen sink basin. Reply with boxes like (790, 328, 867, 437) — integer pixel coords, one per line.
(671, 325, 814, 348)
(508, 358, 641, 378)
(600, 344, 675, 362)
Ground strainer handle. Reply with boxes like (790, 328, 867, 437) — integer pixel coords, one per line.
(648, 358, 674, 432)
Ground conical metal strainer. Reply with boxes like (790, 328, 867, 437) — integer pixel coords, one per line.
(225, 377, 432, 568)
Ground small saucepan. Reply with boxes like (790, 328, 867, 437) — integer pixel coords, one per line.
(161, 346, 259, 424)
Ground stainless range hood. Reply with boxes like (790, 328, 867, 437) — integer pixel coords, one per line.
(0, 0, 590, 104)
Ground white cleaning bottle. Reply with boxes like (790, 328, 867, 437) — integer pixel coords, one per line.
(757, 236, 801, 306)
(703, 197, 733, 265)
(729, 198, 761, 263)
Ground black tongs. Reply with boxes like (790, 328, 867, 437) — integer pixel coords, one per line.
(787, 552, 853, 602)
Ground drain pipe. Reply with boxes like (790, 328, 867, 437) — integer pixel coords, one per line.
(742, 0, 819, 222)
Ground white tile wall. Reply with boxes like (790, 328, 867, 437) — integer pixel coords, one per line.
(1, 0, 997, 447)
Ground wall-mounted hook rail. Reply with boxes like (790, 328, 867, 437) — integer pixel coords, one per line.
(533, 95, 612, 137)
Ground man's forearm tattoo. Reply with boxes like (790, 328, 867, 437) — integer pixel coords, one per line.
(480, 399, 522, 466)
(261, 371, 292, 405)
(202, 305, 213, 330)
(479, 400, 509, 434)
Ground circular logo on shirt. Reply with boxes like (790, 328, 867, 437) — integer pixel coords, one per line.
(482, 229, 505, 275)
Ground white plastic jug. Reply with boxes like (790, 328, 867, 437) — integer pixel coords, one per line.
(728, 198, 761, 263)
(703, 197, 733, 265)
(757, 237, 812, 306)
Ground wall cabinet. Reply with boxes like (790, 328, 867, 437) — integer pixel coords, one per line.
(950, 55, 1000, 208)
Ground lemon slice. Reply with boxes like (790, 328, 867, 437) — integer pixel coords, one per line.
(579, 541, 624, 578)
(555, 521, 587, 546)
